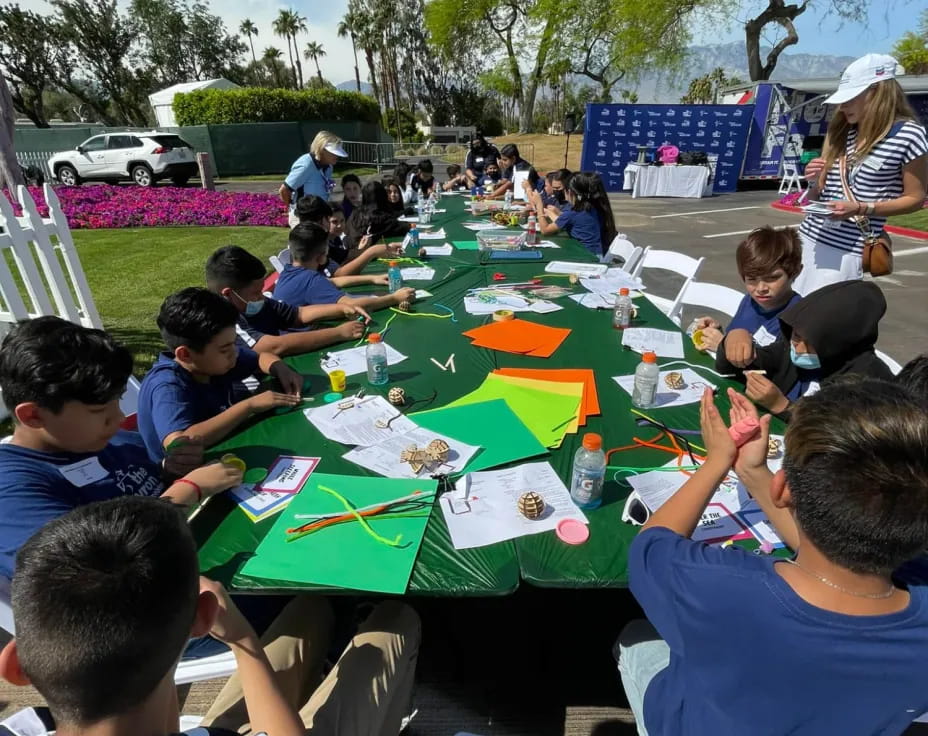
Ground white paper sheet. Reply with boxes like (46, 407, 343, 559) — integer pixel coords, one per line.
(580, 268, 645, 295)
(414, 289, 433, 299)
(512, 170, 530, 200)
(304, 395, 418, 446)
(439, 461, 589, 549)
(570, 292, 615, 309)
(528, 300, 563, 314)
(462, 221, 505, 231)
(344, 427, 480, 479)
(544, 260, 609, 277)
(418, 229, 447, 240)
(535, 240, 560, 248)
(621, 328, 685, 359)
(423, 244, 453, 256)
(229, 483, 295, 521)
(612, 368, 716, 408)
(400, 267, 435, 281)
(398, 215, 419, 223)
(319, 343, 407, 377)
(258, 456, 320, 493)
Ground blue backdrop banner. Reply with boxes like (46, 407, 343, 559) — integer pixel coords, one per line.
(580, 103, 755, 194)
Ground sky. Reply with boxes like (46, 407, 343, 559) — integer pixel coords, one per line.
(13, 0, 928, 86)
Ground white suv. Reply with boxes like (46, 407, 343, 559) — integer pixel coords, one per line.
(49, 131, 198, 187)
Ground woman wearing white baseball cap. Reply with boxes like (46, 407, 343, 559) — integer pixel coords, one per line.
(279, 130, 349, 227)
(794, 53, 928, 294)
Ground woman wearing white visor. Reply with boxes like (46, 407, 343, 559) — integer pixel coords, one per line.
(794, 53, 927, 295)
(279, 131, 349, 227)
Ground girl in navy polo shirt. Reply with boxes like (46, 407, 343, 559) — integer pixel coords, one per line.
(532, 171, 617, 257)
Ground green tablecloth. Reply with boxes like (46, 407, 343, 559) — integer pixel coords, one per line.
(194, 195, 775, 595)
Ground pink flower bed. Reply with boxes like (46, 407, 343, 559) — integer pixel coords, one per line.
(6, 185, 287, 229)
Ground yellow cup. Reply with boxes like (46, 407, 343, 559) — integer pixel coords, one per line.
(329, 370, 347, 392)
(220, 453, 247, 473)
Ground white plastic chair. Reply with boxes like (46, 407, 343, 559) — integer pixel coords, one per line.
(779, 162, 803, 195)
(270, 247, 292, 274)
(875, 349, 903, 376)
(634, 248, 705, 326)
(601, 234, 643, 274)
(679, 281, 745, 320)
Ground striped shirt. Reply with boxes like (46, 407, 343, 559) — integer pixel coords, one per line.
(799, 120, 928, 254)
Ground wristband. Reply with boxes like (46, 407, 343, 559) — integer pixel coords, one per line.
(866, 202, 876, 216)
(174, 478, 202, 502)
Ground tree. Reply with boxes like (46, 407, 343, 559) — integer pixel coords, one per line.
(262, 46, 287, 88)
(0, 5, 58, 127)
(892, 10, 928, 75)
(303, 42, 326, 81)
(337, 11, 362, 92)
(680, 66, 743, 103)
(273, 9, 299, 88)
(0, 73, 24, 191)
(345, 1, 381, 106)
(240, 18, 259, 65)
(743, 0, 869, 81)
(289, 11, 308, 88)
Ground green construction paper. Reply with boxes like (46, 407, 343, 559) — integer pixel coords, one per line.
(440, 374, 581, 448)
(452, 240, 481, 251)
(412, 399, 548, 473)
(240, 474, 437, 594)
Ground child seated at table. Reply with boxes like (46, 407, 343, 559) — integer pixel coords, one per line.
(205, 245, 369, 356)
(694, 226, 802, 360)
(443, 163, 467, 191)
(384, 176, 409, 216)
(616, 381, 928, 735)
(715, 280, 893, 419)
(340, 173, 363, 219)
(478, 160, 502, 190)
(530, 171, 616, 257)
(0, 316, 242, 581)
(404, 158, 437, 203)
(275, 222, 414, 313)
(0, 495, 421, 736)
(488, 144, 531, 199)
(137, 287, 305, 464)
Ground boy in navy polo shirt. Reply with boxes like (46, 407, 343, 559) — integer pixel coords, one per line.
(137, 288, 305, 464)
(0, 317, 242, 581)
(274, 223, 414, 312)
(617, 382, 928, 735)
(205, 245, 369, 356)
(693, 226, 803, 364)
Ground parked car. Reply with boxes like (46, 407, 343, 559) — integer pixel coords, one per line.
(48, 132, 198, 187)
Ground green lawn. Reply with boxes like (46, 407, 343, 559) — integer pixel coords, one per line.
(71, 226, 286, 376)
(890, 208, 928, 232)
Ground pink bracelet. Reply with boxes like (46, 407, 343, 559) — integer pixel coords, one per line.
(174, 478, 202, 502)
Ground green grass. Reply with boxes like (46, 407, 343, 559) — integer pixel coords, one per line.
(71, 226, 286, 375)
(889, 208, 928, 233)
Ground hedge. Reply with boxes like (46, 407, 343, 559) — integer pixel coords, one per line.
(173, 88, 381, 126)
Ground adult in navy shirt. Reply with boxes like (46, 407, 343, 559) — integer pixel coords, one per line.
(279, 131, 348, 227)
(0, 316, 240, 580)
(464, 130, 501, 187)
(531, 171, 616, 257)
(617, 382, 928, 735)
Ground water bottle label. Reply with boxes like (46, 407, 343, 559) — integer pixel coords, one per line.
(633, 376, 658, 407)
(571, 468, 604, 504)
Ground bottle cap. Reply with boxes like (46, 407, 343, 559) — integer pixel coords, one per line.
(642, 351, 657, 364)
(582, 433, 602, 451)
(619, 287, 629, 295)
(368, 333, 382, 343)
(388, 260, 398, 267)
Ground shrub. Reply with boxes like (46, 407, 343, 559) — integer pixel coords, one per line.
(481, 116, 504, 136)
(174, 87, 380, 126)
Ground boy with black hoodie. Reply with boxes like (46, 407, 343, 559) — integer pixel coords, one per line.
(716, 280, 892, 418)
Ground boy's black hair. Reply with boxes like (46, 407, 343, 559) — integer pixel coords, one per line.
(205, 245, 266, 292)
(341, 173, 361, 188)
(499, 143, 520, 160)
(394, 161, 410, 183)
(785, 378, 928, 575)
(12, 496, 199, 726)
(417, 159, 433, 175)
(898, 354, 928, 407)
(527, 167, 540, 187)
(446, 163, 461, 177)
(288, 222, 330, 263)
(157, 287, 239, 353)
(549, 168, 572, 184)
(295, 194, 333, 224)
(0, 316, 132, 414)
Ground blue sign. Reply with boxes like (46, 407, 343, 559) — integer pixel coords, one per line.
(580, 103, 754, 193)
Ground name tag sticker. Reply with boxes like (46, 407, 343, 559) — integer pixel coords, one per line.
(753, 325, 777, 347)
(58, 457, 108, 487)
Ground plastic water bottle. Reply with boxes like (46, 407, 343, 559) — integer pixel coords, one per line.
(632, 352, 660, 409)
(569, 433, 606, 510)
(409, 226, 419, 250)
(416, 199, 424, 220)
(527, 214, 538, 245)
(504, 190, 513, 211)
(612, 288, 633, 329)
(366, 333, 389, 385)
(387, 260, 403, 293)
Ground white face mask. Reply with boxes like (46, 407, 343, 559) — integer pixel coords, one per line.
(233, 290, 264, 317)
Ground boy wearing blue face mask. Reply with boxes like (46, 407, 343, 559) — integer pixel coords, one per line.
(716, 280, 893, 419)
(205, 246, 369, 357)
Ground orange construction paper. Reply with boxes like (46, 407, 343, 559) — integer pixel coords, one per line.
(493, 368, 601, 423)
(463, 319, 571, 358)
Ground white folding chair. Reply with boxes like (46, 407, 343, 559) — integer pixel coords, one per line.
(634, 248, 705, 326)
(269, 247, 292, 274)
(601, 234, 643, 274)
(679, 281, 745, 320)
(875, 349, 903, 376)
(779, 162, 803, 195)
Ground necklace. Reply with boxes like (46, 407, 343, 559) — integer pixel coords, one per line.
(785, 559, 896, 600)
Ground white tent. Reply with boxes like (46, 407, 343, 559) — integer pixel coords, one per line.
(148, 78, 240, 127)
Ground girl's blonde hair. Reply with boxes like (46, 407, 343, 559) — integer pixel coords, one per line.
(820, 79, 916, 181)
(310, 130, 342, 158)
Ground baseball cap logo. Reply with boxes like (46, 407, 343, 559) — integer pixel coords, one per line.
(875, 65, 886, 76)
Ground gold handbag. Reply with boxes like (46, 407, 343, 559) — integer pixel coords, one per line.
(839, 154, 893, 277)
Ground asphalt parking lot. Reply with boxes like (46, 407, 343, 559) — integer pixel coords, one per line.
(608, 189, 928, 366)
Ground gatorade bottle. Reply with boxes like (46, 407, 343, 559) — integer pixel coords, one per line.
(366, 333, 389, 386)
(387, 260, 403, 293)
(612, 288, 633, 329)
(527, 214, 538, 245)
(409, 226, 420, 250)
(632, 352, 659, 409)
(569, 433, 606, 510)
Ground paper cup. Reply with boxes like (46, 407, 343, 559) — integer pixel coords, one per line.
(329, 370, 347, 392)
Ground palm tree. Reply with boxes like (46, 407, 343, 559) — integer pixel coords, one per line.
(262, 46, 286, 88)
(303, 41, 326, 82)
(337, 12, 362, 92)
(239, 18, 258, 65)
(349, 5, 380, 107)
(273, 10, 298, 88)
(289, 11, 308, 88)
